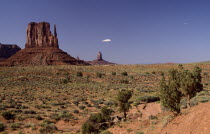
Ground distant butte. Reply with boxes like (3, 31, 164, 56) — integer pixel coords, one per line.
(0, 43, 21, 61)
(0, 22, 88, 66)
(87, 51, 116, 65)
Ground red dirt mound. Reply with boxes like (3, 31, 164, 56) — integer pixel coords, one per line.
(161, 102, 210, 134)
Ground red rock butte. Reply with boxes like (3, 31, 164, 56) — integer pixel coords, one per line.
(87, 51, 116, 65)
(0, 22, 88, 66)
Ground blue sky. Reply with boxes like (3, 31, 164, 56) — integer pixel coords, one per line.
(0, 0, 210, 64)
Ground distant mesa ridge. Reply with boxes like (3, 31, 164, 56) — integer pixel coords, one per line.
(87, 51, 116, 65)
(0, 43, 21, 61)
(0, 22, 88, 66)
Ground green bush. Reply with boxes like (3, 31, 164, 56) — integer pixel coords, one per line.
(79, 105, 86, 110)
(61, 78, 68, 84)
(88, 113, 105, 123)
(39, 122, 57, 134)
(2, 111, 15, 120)
(101, 106, 113, 120)
(10, 123, 21, 130)
(148, 115, 158, 120)
(138, 96, 160, 103)
(76, 71, 83, 77)
(73, 109, 79, 114)
(120, 79, 129, 84)
(117, 89, 132, 120)
(112, 72, 116, 76)
(135, 131, 144, 134)
(35, 115, 43, 120)
(121, 71, 128, 76)
(100, 130, 113, 134)
(82, 122, 96, 134)
(96, 72, 103, 78)
(0, 123, 5, 132)
(82, 107, 113, 133)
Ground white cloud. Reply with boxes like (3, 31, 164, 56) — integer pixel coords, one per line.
(184, 22, 188, 25)
(102, 39, 111, 42)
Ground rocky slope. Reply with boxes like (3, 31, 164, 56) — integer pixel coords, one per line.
(161, 102, 210, 134)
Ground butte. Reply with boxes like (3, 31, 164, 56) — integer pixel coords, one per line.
(0, 22, 88, 66)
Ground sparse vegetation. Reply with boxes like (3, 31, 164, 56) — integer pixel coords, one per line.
(0, 64, 209, 133)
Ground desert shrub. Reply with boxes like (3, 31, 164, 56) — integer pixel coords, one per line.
(61, 78, 68, 84)
(82, 101, 89, 105)
(24, 122, 36, 128)
(117, 89, 132, 120)
(159, 71, 181, 114)
(100, 130, 113, 134)
(162, 115, 173, 127)
(73, 109, 79, 114)
(88, 113, 105, 123)
(103, 100, 115, 106)
(39, 122, 57, 134)
(79, 105, 86, 110)
(112, 72, 116, 76)
(82, 107, 113, 134)
(197, 91, 209, 96)
(121, 71, 128, 76)
(135, 131, 144, 134)
(73, 100, 79, 106)
(179, 66, 203, 108)
(190, 99, 198, 106)
(180, 99, 187, 109)
(0, 123, 5, 132)
(138, 96, 160, 103)
(120, 80, 129, 84)
(152, 71, 156, 74)
(35, 115, 43, 120)
(76, 71, 83, 77)
(148, 115, 158, 120)
(198, 96, 210, 103)
(0, 105, 6, 110)
(10, 123, 21, 130)
(101, 106, 113, 120)
(96, 72, 103, 78)
(145, 72, 149, 75)
(23, 110, 36, 114)
(93, 99, 104, 105)
(52, 111, 73, 121)
(17, 115, 26, 121)
(2, 111, 15, 120)
(203, 72, 208, 76)
(87, 104, 92, 107)
(82, 122, 96, 134)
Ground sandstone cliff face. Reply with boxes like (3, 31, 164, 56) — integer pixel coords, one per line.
(0, 22, 88, 66)
(26, 22, 58, 48)
(0, 44, 21, 61)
